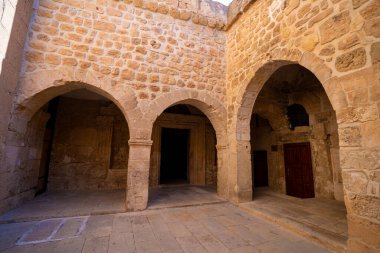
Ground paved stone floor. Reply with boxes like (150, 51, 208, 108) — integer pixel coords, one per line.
(148, 185, 226, 209)
(240, 188, 347, 252)
(0, 186, 348, 252)
(0, 186, 224, 223)
(0, 202, 330, 253)
(0, 190, 126, 223)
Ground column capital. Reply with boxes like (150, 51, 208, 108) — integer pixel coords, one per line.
(128, 139, 153, 146)
(216, 144, 229, 150)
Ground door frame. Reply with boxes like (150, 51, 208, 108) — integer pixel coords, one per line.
(283, 142, 315, 198)
(150, 113, 206, 186)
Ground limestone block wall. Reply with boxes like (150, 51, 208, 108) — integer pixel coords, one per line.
(22, 0, 226, 104)
(226, 0, 380, 251)
(48, 97, 129, 190)
(0, 0, 33, 205)
(1, 0, 228, 213)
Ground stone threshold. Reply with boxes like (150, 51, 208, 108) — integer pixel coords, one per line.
(147, 199, 228, 210)
(239, 197, 347, 253)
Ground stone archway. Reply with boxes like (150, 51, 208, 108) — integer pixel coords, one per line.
(1, 69, 140, 213)
(125, 89, 228, 211)
(230, 51, 345, 204)
(248, 64, 341, 200)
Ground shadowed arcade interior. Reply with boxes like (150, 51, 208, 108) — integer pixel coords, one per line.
(29, 88, 130, 195)
(250, 64, 343, 201)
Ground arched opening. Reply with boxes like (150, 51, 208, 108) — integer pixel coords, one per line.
(250, 64, 342, 200)
(148, 104, 219, 208)
(4, 88, 130, 219)
(246, 64, 348, 247)
(287, 104, 309, 130)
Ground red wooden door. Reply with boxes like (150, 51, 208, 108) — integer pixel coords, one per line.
(284, 142, 315, 198)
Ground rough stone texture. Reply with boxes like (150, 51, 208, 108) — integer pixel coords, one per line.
(0, 0, 379, 252)
(48, 97, 129, 190)
(319, 11, 351, 45)
(0, 0, 34, 206)
(335, 47, 367, 72)
(226, 0, 380, 252)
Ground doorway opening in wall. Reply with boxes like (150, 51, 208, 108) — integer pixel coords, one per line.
(148, 104, 220, 209)
(160, 128, 190, 185)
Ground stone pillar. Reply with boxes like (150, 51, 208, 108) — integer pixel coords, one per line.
(235, 139, 253, 202)
(226, 138, 253, 204)
(216, 144, 229, 200)
(126, 139, 153, 211)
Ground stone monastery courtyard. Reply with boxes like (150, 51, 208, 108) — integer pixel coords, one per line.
(0, 0, 379, 252)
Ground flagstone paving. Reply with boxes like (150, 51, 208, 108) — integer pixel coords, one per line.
(0, 187, 342, 253)
(0, 202, 330, 253)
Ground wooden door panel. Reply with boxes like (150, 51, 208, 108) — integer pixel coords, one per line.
(284, 142, 315, 198)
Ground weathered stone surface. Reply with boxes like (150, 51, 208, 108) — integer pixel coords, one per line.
(359, 1, 380, 20)
(336, 48, 366, 72)
(1, 0, 380, 252)
(284, 0, 300, 16)
(339, 126, 361, 147)
(319, 11, 351, 44)
(319, 45, 335, 56)
(361, 120, 380, 148)
(352, 0, 368, 9)
(364, 18, 380, 38)
(338, 34, 360, 50)
(300, 33, 319, 51)
(371, 42, 380, 65)
(342, 171, 368, 195)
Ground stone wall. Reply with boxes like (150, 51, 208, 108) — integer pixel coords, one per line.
(48, 97, 129, 190)
(0, 0, 33, 210)
(226, 0, 380, 251)
(0, 0, 227, 214)
(1, 0, 379, 251)
(22, 0, 226, 103)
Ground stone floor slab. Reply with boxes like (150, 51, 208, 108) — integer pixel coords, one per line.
(0, 186, 339, 253)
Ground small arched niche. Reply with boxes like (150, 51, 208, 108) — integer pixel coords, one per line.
(287, 104, 309, 130)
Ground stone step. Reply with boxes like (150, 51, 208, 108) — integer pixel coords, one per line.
(239, 202, 347, 253)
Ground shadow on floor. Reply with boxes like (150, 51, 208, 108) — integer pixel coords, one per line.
(148, 185, 226, 209)
(240, 187, 348, 252)
(0, 186, 226, 223)
(0, 190, 126, 223)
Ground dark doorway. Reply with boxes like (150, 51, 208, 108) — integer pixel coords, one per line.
(36, 98, 59, 195)
(252, 150, 269, 188)
(284, 142, 315, 198)
(160, 128, 189, 184)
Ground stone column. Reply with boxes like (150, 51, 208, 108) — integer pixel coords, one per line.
(235, 139, 253, 202)
(227, 139, 253, 203)
(126, 139, 153, 211)
(216, 144, 229, 200)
